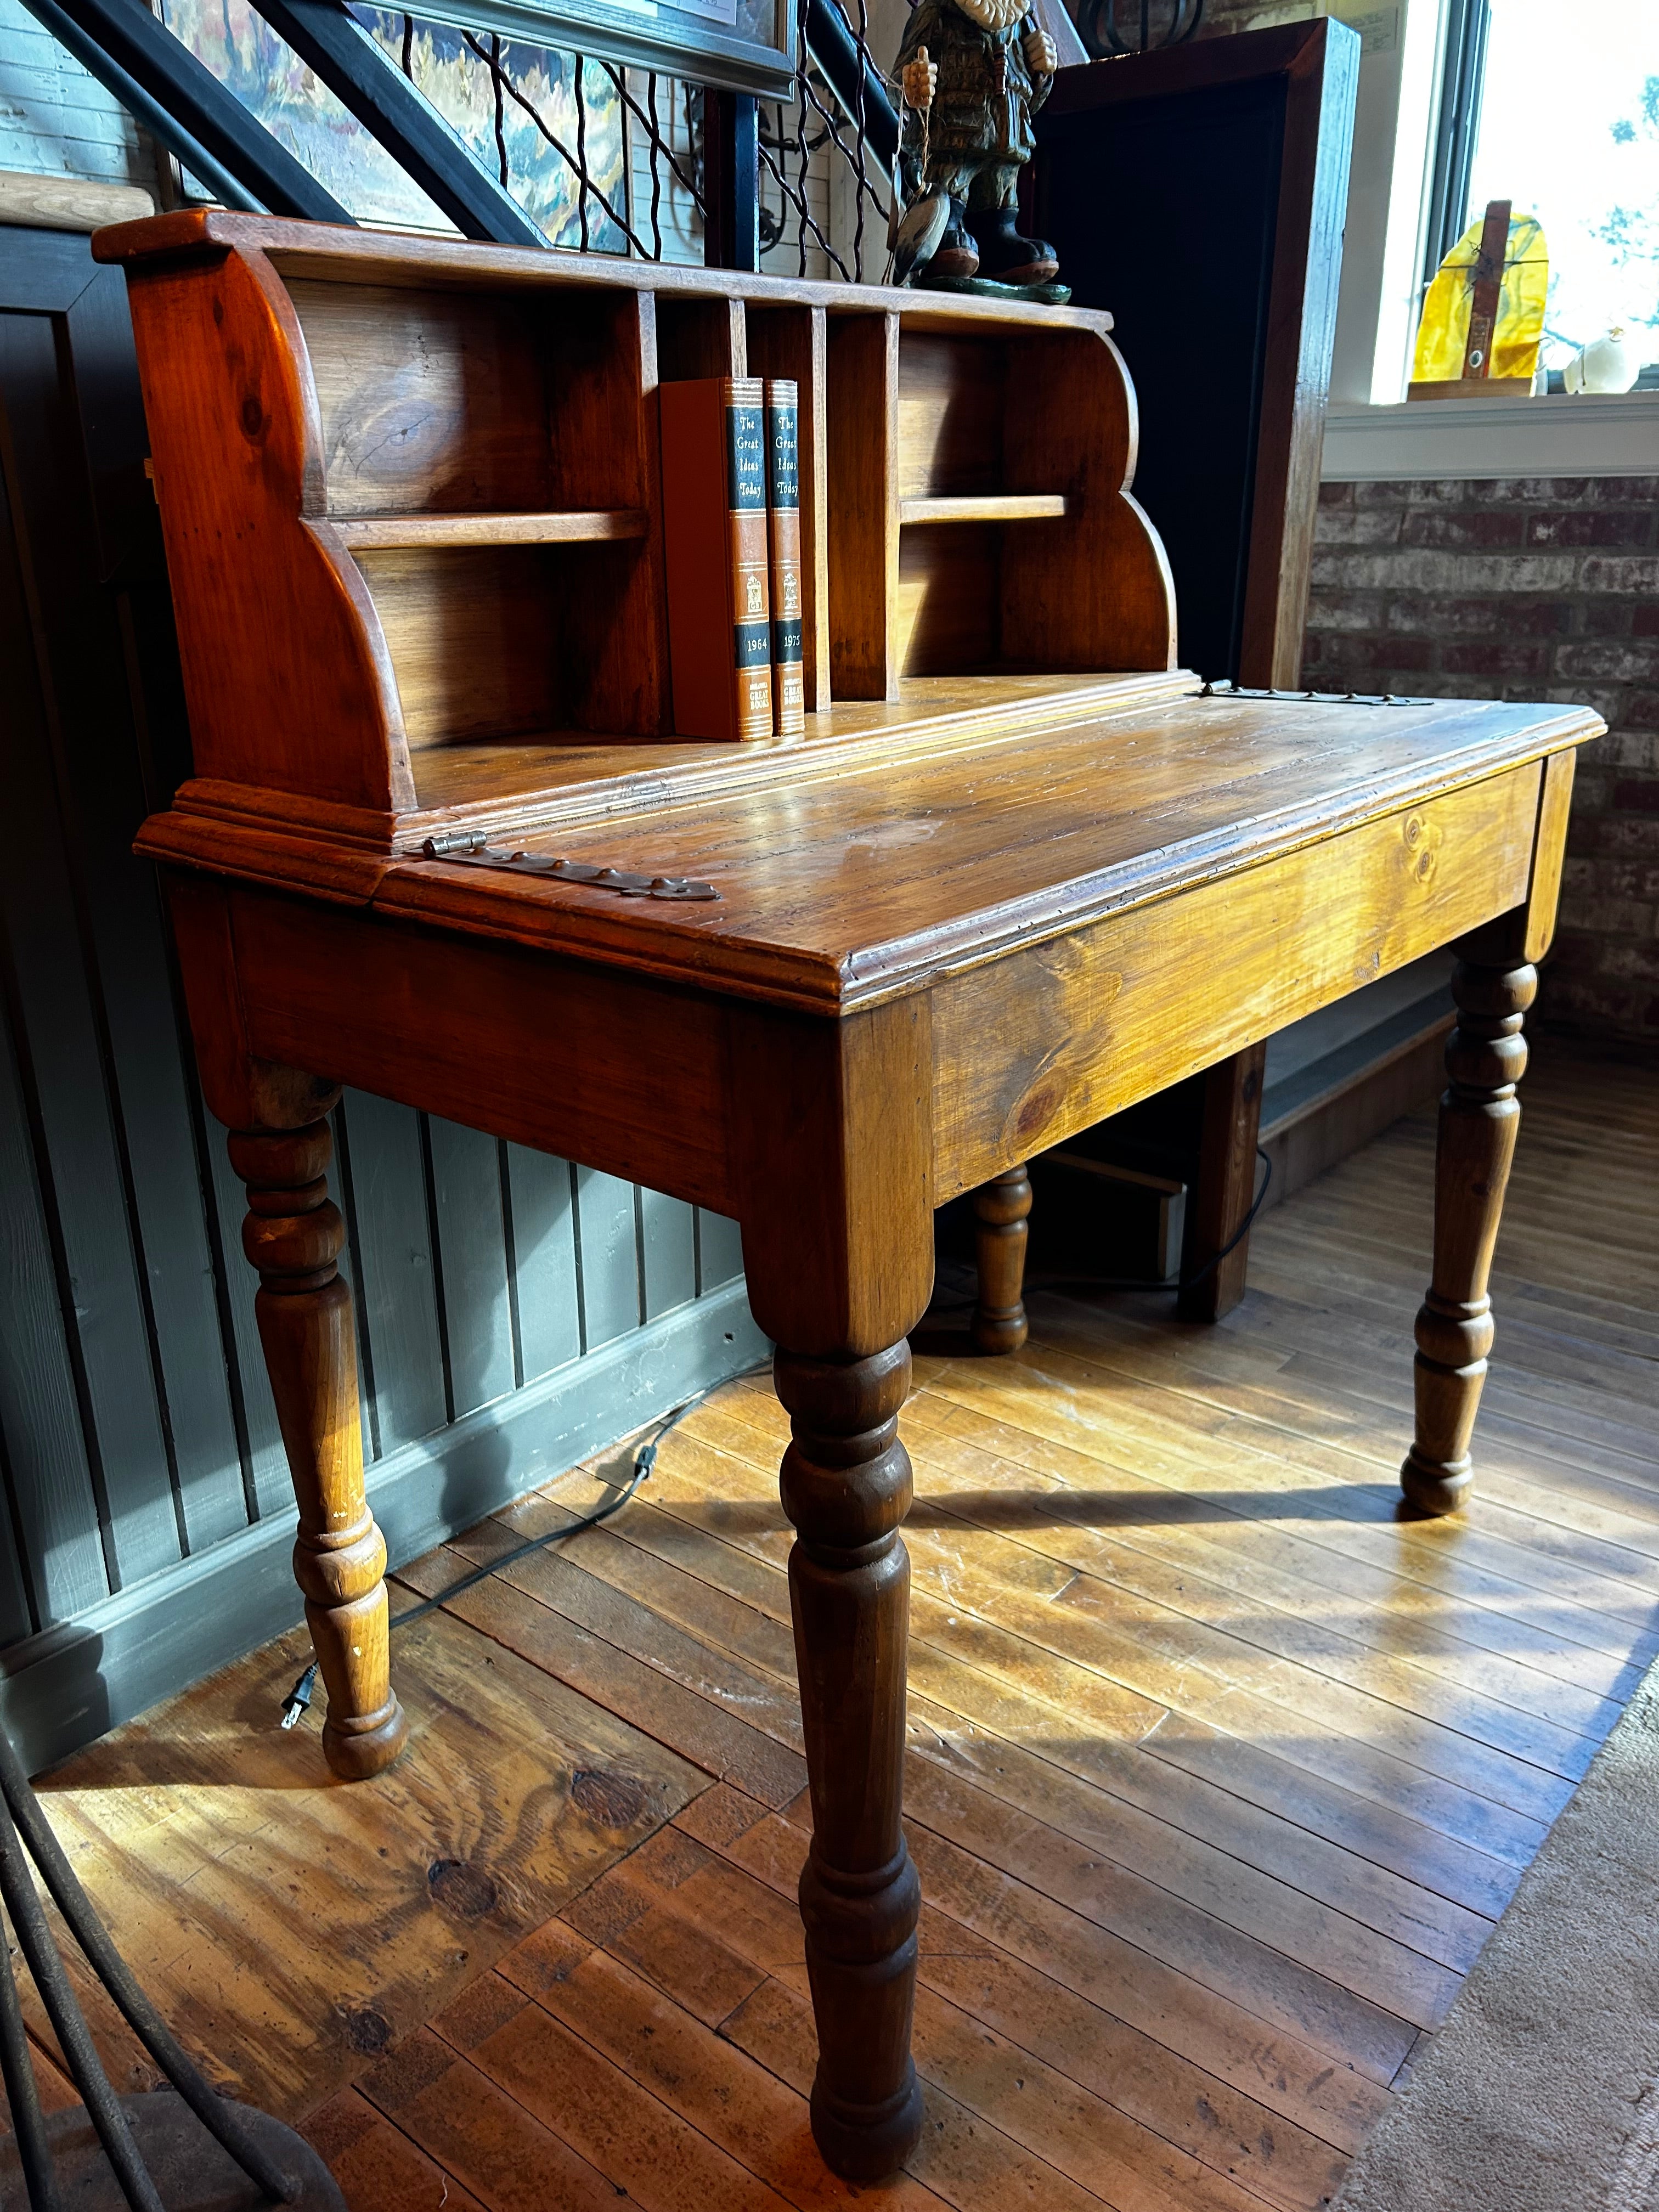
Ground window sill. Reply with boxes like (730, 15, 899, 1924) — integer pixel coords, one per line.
(1320, 391, 1659, 483)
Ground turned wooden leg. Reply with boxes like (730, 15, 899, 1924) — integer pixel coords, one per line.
(729, 993, 934, 2179)
(970, 1164, 1031, 1355)
(230, 1117, 408, 1778)
(1401, 946, 1536, 1516)
(775, 1340, 923, 2181)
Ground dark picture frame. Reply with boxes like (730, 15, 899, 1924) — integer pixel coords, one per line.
(403, 0, 799, 100)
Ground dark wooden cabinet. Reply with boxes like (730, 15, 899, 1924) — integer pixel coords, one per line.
(1000, 21, 1362, 1316)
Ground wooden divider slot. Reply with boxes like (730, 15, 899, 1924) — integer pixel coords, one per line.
(748, 302, 831, 713)
(656, 294, 747, 381)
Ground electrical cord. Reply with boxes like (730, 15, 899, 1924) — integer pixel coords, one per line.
(923, 1147, 1274, 1311)
(1171, 1143, 1273, 1294)
(278, 1385, 719, 1730)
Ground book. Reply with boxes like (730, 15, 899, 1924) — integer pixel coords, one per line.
(658, 375, 772, 742)
(764, 378, 806, 737)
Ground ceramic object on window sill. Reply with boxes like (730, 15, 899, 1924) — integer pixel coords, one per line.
(1564, 327, 1641, 395)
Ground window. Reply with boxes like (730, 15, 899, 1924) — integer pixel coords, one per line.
(1447, 0, 1659, 377)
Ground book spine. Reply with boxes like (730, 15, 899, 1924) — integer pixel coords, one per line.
(726, 380, 773, 742)
(764, 379, 805, 738)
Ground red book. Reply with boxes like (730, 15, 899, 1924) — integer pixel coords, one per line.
(765, 379, 806, 737)
(659, 376, 772, 742)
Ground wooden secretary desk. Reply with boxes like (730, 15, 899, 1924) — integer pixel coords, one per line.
(97, 210, 1598, 2182)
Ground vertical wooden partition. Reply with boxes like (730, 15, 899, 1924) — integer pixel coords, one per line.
(826, 309, 900, 701)
(654, 291, 748, 380)
(1001, 329, 1177, 674)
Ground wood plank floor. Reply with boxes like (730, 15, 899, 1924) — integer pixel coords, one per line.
(25, 1043, 1658, 2212)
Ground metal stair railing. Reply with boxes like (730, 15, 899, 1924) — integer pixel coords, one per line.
(21, 0, 901, 273)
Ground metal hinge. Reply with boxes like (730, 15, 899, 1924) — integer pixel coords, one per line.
(1198, 681, 1433, 706)
(421, 833, 718, 902)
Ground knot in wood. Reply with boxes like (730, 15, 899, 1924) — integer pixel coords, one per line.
(427, 1858, 500, 1920)
(341, 2007, 392, 2056)
(569, 1769, 651, 1827)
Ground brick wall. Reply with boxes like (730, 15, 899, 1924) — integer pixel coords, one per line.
(0, 0, 156, 189)
(1302, 477, 1658, 1044)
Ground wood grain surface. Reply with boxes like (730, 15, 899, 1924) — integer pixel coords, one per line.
(357, 699, 1594, 1015)
(92, 210, 1125, 335)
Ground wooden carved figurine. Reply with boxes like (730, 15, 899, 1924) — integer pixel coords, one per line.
(893, 0, 1059, 286)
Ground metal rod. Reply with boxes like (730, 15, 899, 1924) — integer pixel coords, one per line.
(246, 0, 546, 244)
(0, 1908, 64, 2212)
(574, 53, 592, 251)
(0, 1789, 162, 2212)
(645, 69, 664, 258)
(800, 0, 897, 185)
(0, 1725, 297, 2204)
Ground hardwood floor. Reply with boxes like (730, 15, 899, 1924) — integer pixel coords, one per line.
(25, 1045, 1658, 2212)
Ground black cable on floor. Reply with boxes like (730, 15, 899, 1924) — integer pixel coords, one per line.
(278, 1380, 737, 1730)
(925, 1147, 1274, 1310)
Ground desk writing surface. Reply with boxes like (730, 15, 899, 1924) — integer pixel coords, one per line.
(370, 690, 1596, 1012)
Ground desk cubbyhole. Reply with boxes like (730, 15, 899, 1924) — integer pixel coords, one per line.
(287, 279, 646, 519)
(894, 328, 1074, 680)
(284, 276, 670, 748)
(655, 293, 748, 381)
(898, 330, 1012, 502)
(362, 535, 658, 760)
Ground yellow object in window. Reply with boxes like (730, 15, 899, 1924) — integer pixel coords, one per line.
(1413, 211, 1549, 384)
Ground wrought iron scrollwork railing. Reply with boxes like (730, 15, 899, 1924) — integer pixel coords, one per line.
(24, 0, 902, 279)
(401, 0, 896, 275)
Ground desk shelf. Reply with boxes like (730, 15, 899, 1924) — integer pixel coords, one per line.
(329, 510, 650, 551)
(897, 495, 1071, 525)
